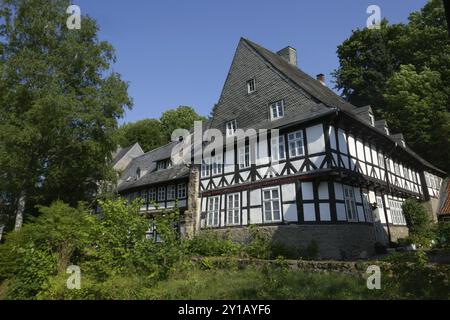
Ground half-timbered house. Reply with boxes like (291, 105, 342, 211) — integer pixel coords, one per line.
(116, 38, 446, 259)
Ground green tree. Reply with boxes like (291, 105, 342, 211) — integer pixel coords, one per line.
(160, 106, 206, 140)
(0, 0, 132, 229)
(118, 119, 166, 153)
(383, 65, 450, 171)
(333, 0, 450, 171)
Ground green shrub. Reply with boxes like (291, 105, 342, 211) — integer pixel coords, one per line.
(402, 199, 434, 247)
(435, 222, 450, 248)
(186, 231, 242, 257)
(245, 226, 272, 259)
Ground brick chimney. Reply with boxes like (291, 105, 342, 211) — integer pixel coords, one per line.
(316, 74, 326, 86)
(276, 46, 297, 66)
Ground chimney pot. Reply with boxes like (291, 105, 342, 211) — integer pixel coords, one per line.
(316, 74, 326, 86)
(276, 46, 297, 66)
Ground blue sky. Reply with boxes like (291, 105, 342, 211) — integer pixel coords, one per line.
(75, 0, 428, 124)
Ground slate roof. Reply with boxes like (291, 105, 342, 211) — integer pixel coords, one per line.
(112, 145, 133, 166)
(117, 141, 188, 192)
(243, 38, 356, 112)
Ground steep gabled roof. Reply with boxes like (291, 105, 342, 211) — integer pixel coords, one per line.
(242, 38, 356, 112)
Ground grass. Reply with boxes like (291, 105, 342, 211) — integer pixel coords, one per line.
(145, 266, 382, 300)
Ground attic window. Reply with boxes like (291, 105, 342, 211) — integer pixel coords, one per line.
(136, 168, 141, 179)
(226, 120, 237, 137)
(247, 79, 256, 94)
(270, 100, 284, 120)
(369, 113, 375, 126)
(157, 159, 172, 171)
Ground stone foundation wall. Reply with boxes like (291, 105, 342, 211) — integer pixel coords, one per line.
(389, 225, 409, 243)
(208, 224, 376, 260)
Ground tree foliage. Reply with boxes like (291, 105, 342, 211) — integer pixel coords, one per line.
(0, 0, 132, 225)
(333, 0, 450, 171)
(118, 106, 206, 152)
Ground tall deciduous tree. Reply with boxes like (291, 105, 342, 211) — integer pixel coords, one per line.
(0, 0, 132, 229)
(118, 119, 166, 153)
(333, 0, 450, 172)
(160, 106, 207, 140)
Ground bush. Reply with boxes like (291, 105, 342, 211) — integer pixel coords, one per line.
(434, 222, 450, 248)
(186, 231, 242, 257)
(402, 199, 434, 247)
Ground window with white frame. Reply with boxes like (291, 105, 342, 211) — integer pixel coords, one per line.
(393, 163, 401, 176)
(167, 185, 176, 200)
(177, 183, 186, 199)
(207, 196, 220, 227)
(157, 187, 165, 201)
(157, 159, 171, 171)
(270, 100, 284, 120)
(212, 155, 223, 176)
(369, 113, 375, 126)
(226, 193, 240, 225)
(149, 188, 156, 202)
(389, 199, 406, 225)
(343, 186, 358, 222)
(288, 130, 304, 158)
(378, 153, 385, 169)
(226, 120, 237, 137)
(201, 158, 211, 178)
(403, 167, 410, 180)
(238, 145, 250, 169)
(262, 187, 282, 223)
(247, 79, 256, 94)
(362, 193, 373, 223)
(271, 135, 286, 161)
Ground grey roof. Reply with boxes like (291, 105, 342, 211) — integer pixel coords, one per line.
(242, 38, 356, 112)
(118, 164, 190, 192)
(117, 141, 186, 192)
(112, 145, 133, 166)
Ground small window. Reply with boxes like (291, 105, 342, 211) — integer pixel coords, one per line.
(378, 153, 385, 169)
(262, 187, 282, 223)
(167, 185, 176, 200)
(270, 100, 284, 120)
(369, 113, 375, 126)
(362, 193, 373, 223)
(157, 187, 165, 201)
(149, 188, 157, 202)
(238, 145, 250, 169)
(177, 183, 187, 199)
(394, 163, 401, 176)
(343, 186, 358, 222)
(157, 159, 171, 171)
(226, 193, 240, 225)
(201, 158, 211, 178)
(247, 79, 256, 94)
(136, 168, 141, 179)
(226, 120, 237, 137)
(271, 136, 286, 161)
(403, 167, 410, 180)
(212, 155, 223, 176)
(207, 196, 220, 227)
(288, 130, 304, 158)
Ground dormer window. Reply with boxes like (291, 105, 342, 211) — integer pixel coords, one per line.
(247, 79, 256, 94)
(157, 159, 172, 171)
(369, 113, 375, 126)
(270, 100, 284, 120)
(136, 167, 141, 179)
(226, 120, 237, 137)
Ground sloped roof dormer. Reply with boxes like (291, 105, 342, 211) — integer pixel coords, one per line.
(350, 105, 374, 126)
